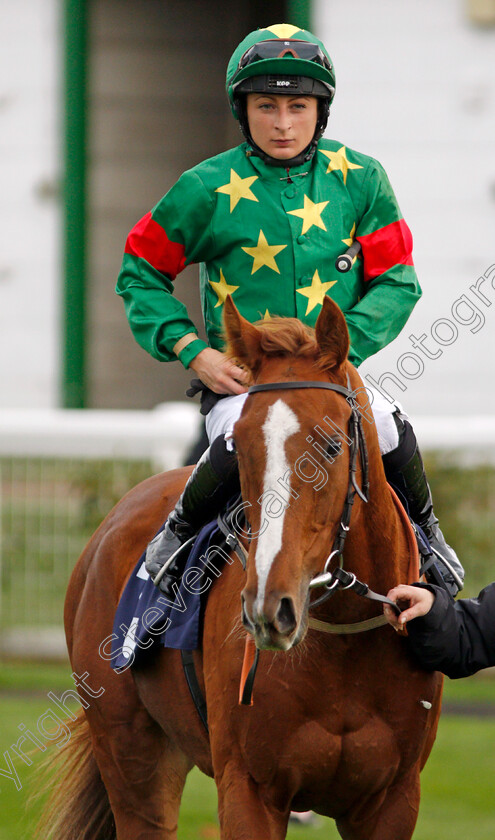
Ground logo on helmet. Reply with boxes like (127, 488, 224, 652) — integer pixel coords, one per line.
(268, 77, 299, 89)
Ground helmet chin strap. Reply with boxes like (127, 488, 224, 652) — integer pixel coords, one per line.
(246, 137, 317, 168)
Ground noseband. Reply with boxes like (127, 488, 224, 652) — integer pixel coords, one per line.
(248, 377, 374, 608)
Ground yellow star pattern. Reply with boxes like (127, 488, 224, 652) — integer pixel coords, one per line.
(209, 269, 239, 308)
(242, 230, 287, 274)
(263, 24, 302, 38)
(288, 195, 329, 235)
(340, 223, 360, 268)
(262, 309, 271, 320)
(320, 146, 363, 184)
(296, 270, 337, 315)
(342, 223, 356, 248)
(215, 169, 259, 213)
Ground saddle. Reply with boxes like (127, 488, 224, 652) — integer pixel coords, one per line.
(110, 515, 239, 674)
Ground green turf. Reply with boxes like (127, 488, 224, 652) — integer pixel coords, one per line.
(0, 661, 72, 693)
(2, 658, 493, 708)
(1, 663, 495, 840)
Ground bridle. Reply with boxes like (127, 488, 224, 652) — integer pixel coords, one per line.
(248, 378, 400, 616)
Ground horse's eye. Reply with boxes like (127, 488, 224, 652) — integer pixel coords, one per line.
(326, 438, 343, 458)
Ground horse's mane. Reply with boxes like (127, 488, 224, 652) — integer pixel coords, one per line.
(255, 316, 318, 355)
(225, 316, 323, 372)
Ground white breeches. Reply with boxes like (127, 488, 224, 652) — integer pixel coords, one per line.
(205, 385, 407, 455)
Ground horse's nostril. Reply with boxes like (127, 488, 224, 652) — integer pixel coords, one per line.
(275, 597, 297, 635)
(241, 597, 253, 630)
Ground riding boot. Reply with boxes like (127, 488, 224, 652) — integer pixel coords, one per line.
(382, 417, 465, 597)
(145, 434, 239, 596)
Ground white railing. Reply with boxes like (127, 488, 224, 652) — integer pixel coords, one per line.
(413, 416, 495, 461)
(2, 408, 494, 462)
(0, 402, 203, 469)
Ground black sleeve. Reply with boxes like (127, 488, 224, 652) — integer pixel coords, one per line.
(406, 582, 495, 679)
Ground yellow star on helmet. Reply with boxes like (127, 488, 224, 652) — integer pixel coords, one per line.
(215, 169, 259, 213)
(288, 195, 329, 235)
(296, 270, 337, 315)
(342, 223, 356, 248)
(242, 230, 287, 274)
(320, 146, 363, 184)
(209, 269, 239, 308)
(263, 24, 302, 39)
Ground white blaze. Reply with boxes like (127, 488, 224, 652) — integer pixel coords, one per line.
(255, 400, 300, 610)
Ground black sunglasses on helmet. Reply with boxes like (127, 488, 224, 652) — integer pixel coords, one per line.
(238, 39, 333, 73)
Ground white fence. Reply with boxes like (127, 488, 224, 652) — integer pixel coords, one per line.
(0, 405, 494, 652)
(410, 416, 495, 462)
(0, 403, 202, 650)
(0, 402, 202, 467)
(3, 408, 493, 462)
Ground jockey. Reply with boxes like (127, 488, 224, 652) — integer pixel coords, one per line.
(116, 23, 465, 598)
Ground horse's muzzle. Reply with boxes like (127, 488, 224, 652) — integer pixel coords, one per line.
(242, 591, 298, 651)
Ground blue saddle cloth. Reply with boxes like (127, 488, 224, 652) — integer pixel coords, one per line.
(110, 521, 233, 671)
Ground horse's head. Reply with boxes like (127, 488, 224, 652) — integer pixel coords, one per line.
(224, 296, 372, 651)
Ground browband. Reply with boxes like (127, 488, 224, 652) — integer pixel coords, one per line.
(248, 380, 354, 401)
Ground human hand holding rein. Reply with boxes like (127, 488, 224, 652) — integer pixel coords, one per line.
(384, 584, 436, 629)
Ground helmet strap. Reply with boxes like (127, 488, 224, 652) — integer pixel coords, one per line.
(247, 137, 317, 168)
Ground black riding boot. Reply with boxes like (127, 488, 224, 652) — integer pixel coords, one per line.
(145, 434, 239, 596)
(382, 418, 464, 597)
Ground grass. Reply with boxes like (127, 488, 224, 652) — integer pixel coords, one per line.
(424, 457, 495, 599)
(1, 662, 495, 839)
(0, 662, 72, 693)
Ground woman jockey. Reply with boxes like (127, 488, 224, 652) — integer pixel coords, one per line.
(116, 23, 464, 598)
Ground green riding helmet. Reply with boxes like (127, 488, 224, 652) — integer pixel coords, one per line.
(226, 23, 336, 166)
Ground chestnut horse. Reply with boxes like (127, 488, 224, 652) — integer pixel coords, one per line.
(39, 297, 442, 840)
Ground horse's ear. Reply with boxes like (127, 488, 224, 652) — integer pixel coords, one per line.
(223, 296, 263, 372)
(315, 296, 350, 370)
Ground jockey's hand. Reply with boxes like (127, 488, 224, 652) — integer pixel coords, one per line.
(383, 584, 436, 630)
(189, 348, 249, 395)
